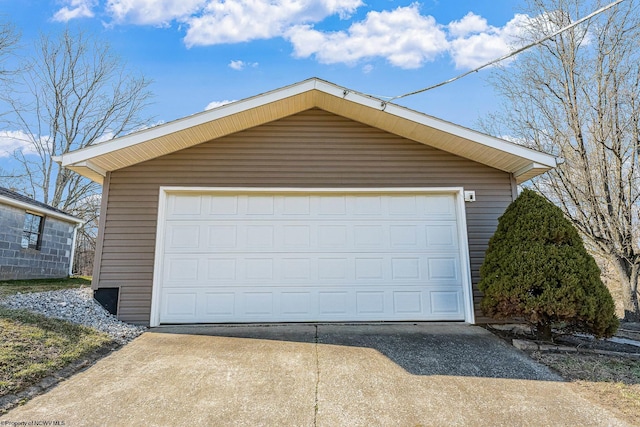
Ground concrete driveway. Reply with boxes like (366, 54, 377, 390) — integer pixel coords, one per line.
(0, 324, 628, 426)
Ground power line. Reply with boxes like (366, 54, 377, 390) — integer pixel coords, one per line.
(377, 0, 624, 104)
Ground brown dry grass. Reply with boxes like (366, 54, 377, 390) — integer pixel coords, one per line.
(531, 352, 640, 425)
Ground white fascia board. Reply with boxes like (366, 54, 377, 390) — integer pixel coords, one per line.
(59, 77, 557, 171)
(341, 93, 557, 168)
(311, 79, 557, 169)
(60, 79, 321, 168)
(75, 160, 107, 177)
(314, 79, 387, 110)
(0, 195, 84, 224)
(514, 162, 550, 179)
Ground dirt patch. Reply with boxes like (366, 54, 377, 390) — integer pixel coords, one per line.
(530, 352, 640, 426)
(486, 323, 640, 426)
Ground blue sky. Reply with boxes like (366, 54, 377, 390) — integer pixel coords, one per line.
(1, 0, 529, 155)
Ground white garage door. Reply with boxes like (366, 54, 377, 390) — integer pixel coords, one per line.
(154, 190, 470, 324)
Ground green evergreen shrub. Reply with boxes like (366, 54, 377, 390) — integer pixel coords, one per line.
(479, 189, 618, 340)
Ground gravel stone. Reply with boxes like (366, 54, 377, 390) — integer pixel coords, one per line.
(0, 288, 145, 345)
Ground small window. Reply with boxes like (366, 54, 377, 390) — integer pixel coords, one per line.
(22, 212, 44, 250)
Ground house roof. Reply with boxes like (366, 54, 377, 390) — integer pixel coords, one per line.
(55, 78, 557, 184)
(0, 187, 83, 224)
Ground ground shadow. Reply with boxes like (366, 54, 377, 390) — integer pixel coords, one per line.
(152, 323, 563, 381)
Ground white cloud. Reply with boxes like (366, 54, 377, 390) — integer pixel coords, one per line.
(183, 0, 362, 47)
(0, 130, 42, 157)
(362, 64, 373, 74)
(288, 4, 448, 69)
(56, 0, 537, 72)
(228, 60, 258, 71)
(448, 12, 488, 37)
(205, 100, 236, 110)
(448, 13, 529, 69)
(106, 0, 206, 26)
(52, 0, 97, 22)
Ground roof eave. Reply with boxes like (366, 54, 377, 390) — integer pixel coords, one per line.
(58, 78, 557, 184)
(0, 194, 84, 224)
(514, 163, 554, 184)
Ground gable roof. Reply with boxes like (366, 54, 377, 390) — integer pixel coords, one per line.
(55, 78, 556, 184)
(0, 187, 83, 224)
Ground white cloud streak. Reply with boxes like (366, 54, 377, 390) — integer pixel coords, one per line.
(0, 130, 43, 158)
(228, 60, 258, 70)
(52, 0, 97, 22)
(106, 0, 206, 26)
(205, 100, 236, 110)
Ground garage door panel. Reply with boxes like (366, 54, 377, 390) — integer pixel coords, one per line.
(163, 291, 197, 317)
(208, 225, 238, 248)
(427, 257, 460, 281)
(423, 194, 457, 217)
(425, 223, 458, 248)
(281, 292, 311, 315)
(162, 253, 462, 286)
(165, 258, 199, 281)
(164, 220, 456, 253)
(205, 292, 235, 316)
(168, 194, 203, 217)
(430, 291, 463, 314)
(356, 291, 385, 314)
(209, 195, 239, 215)
(165, 225, 201, 249)
(207, 258, 236, 280)
(158, 192, 467, 323)
(393, 291, 422, 313)
(159, 285, 464, 323)
(283, 196, 311, 215)
(165, 194, 459, 221)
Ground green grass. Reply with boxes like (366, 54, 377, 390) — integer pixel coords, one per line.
(0, 276, 91, 299)
(0, 306, 113, 397)
(0, 276, 110, 399)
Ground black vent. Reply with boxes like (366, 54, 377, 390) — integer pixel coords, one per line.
(94, 288, 119, 315)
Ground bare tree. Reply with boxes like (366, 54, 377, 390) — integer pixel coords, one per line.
(483, 0, 640, 321)
(2, 27, 153, 209)
(0, 19, 19, 81)
(1, 27, 153, 274)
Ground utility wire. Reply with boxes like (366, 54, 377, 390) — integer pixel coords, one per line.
(378, 0, 624, 103)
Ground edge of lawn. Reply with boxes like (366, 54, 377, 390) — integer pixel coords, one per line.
(0, 277, 121, 414)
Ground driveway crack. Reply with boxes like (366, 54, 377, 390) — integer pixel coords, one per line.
(314, 324, 320, 427)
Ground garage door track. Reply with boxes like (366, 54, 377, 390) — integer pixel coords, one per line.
(0, 324, 629, 426)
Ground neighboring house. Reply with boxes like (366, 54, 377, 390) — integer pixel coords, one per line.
(0, 187, 83, 280)
(56, 78, 557, 326)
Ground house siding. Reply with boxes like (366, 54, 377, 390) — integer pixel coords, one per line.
(0, 203, 75, 280)
(97, 109, 513, 324)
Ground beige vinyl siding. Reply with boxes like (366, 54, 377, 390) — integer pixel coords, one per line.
(97, 109, 513, 324)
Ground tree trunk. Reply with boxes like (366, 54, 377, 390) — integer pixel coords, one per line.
(613, 256, 640, 322)
(536, 323, 553, 342)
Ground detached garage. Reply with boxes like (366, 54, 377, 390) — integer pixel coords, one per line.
(56, 78, 556, 326)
